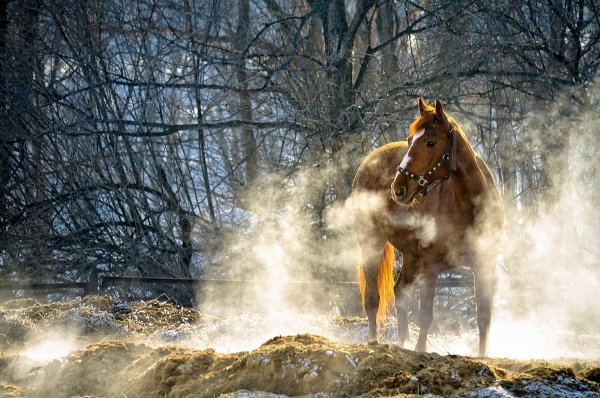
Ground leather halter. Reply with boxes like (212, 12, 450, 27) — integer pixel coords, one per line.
(396, 126, 458, 196)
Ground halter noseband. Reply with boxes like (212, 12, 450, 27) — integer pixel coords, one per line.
(396, 126, 458, 196)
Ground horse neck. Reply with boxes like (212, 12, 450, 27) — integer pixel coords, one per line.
(449, 129, 487, 199)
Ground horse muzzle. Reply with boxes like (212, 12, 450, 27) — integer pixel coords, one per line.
(396, 186, 407, 200)
(391, 184, 415, 205)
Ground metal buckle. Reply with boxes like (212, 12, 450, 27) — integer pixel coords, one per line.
(418, 176, 428, 186)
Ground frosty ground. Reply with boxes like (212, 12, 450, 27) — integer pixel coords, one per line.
(0, 296, 598, 397)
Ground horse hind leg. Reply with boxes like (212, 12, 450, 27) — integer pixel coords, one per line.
(415, 270, 437, 352)
(474, 268, 495, 357)
(357, 240, 395, 341)
(394, 254, 419, 348)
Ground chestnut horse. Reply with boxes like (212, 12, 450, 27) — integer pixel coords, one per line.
(353, 98, 503, 357)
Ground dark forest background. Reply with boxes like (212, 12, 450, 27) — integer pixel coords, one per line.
(1, 0, 599, 305)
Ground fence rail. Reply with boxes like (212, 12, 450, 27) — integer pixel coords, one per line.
(0, 273, 474, 317)
(0, 273, 472, 296)
(0, 281, 89, 291)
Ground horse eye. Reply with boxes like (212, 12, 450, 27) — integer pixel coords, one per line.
(426, 141, 436, 148)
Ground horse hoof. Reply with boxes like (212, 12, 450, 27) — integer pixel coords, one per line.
(368, 339, 379, 346)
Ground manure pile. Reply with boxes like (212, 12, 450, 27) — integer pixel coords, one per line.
(0, 296, 598, 397)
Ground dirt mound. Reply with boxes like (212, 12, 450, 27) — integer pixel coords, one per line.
(32, 334, 600, 398)
(0, 297, 597, 397)
(0, 296, 210, 348)
(0, 381, 25, 398)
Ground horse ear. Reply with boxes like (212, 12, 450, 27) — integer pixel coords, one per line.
(418, 97, 428, 116)
(434, 99, 448, 123)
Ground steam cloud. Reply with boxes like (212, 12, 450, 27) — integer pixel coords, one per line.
(193, 81, 600, 359)
(486, 85, 600, 358)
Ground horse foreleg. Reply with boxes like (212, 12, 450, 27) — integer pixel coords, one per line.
(395, 255, 419, 348)
(395, 284, 411, 348)
(474, 268, 494, 357)
(415, 271, 437, 352)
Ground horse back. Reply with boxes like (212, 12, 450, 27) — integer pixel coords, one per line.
(353, 141, 408, 193)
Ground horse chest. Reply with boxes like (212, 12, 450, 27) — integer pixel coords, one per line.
(413, 201, 477, 266)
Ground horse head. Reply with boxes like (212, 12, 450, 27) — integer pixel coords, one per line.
(391, 98, 457, 204)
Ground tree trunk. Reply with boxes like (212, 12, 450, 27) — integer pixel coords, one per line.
(184, 0, 216, 224)
(309, 0, 377, 201)
(236, 0, 258, 185)
(319, 0, 356, 138)
(376, 1, 397, 143)
(0, 0, 10, 237)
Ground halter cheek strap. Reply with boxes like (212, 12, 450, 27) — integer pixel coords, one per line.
(396, 127, 457, 196)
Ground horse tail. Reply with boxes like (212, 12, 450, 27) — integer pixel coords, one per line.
(377, 242, 396, 323)
(357, 243, 367, 314)
(357, 242, 396, 324)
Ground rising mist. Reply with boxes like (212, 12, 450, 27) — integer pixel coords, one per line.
(193, 82, 600, 359)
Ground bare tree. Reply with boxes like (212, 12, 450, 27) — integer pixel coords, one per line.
(0, 0, 598, 303)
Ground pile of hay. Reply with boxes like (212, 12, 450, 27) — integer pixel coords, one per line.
(0, 297, 597, 397)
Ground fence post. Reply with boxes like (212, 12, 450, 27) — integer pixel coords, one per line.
(85, 272, 99, 296)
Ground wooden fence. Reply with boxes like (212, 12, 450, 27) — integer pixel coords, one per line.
(0, 272, 471, 315)
(0, 272, 472, 297)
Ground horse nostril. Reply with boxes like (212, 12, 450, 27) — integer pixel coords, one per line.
(397, 186, 407, 199)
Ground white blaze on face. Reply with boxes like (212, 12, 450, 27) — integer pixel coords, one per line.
(399, 129, 425, 170)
